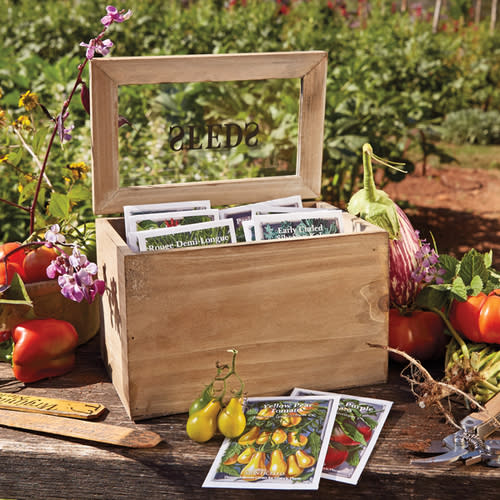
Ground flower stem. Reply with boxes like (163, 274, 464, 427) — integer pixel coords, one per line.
(27, 23, 112, 235)
(29, 58, 88, 235)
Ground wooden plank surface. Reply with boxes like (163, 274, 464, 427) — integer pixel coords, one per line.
(0, 336, 499, 499)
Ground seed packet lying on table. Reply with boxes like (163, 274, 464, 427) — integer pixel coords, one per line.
(135, 219, 236, 252)
(203, 395, 339, 490)
(253, 210, 344, 241)
(126, 209, 220, 251)
(219, 195, 303, 242)
(290, 388, 392, 486)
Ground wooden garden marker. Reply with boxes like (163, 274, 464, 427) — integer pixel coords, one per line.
(0, 409, 162, 448)
(0, 391, 106, 419)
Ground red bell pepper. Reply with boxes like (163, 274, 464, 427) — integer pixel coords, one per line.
(450, 289, 500, 344)
(11, 318, 79, 383)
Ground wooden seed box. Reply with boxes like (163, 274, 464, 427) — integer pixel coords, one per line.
(90, 52, 389, 421)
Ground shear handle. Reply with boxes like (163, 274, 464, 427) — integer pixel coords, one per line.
(461, 392, 500, 439)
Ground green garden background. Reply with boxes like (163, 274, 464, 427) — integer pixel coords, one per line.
(0, 0, 499, 242)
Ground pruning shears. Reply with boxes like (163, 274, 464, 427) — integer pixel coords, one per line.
(411, 392, 500, 467)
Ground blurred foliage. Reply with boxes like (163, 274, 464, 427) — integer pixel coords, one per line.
(0, 0, 499, 242)
(438, 109, 500, 145)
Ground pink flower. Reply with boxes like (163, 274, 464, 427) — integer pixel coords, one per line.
(80, 38, 114, 60)
(56, 111, 74, 142)
(48, 246, 105, 304)
(101, 6, 132, 27)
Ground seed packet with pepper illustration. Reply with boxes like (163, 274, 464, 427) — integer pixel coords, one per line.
(291, 388, 392, 485)
(203, 395, 339, 490)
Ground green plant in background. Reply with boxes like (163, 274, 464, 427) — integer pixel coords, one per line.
(0, 5, 132, 245)
(1, 0, 499, 241)
(438, 109, 500, 145)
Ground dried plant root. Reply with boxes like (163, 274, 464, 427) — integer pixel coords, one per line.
(368, 343, 500, 430)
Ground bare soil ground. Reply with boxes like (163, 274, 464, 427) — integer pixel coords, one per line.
(383, 164, 500, 269)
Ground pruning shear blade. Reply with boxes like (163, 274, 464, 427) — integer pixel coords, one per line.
(411, 447, 468, 465)
(412, 393, 500, 467)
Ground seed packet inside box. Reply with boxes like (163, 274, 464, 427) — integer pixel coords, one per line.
(219, 195, 303, 242)
(135, 219, 236, 252)
(124, 200, 211, 248)
(126, 208, 220, 252)
(253, 210, 344, 241)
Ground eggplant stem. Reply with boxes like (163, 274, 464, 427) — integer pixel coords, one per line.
(362, 143, 377, 202)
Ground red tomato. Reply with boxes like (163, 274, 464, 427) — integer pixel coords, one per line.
(357, 421, 372, 442)
(324, 444, 348, 469)
(389, 309, 447, 362)
(0, 242, 27, 284)
(449, 293, 486, 343)
(478, 290, 500, 343)
(23, 246, 59, 283)
(450, 290, 500, 344)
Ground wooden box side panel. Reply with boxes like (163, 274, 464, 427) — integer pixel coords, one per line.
(120, 231, 388, 419)
(95, 218, 132, 417)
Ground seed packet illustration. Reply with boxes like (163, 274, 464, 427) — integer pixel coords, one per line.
(242, 219, 255, 242)
(135, 219, 236, 252)
(253, 210, 344, 241)
(124, 200, 211, 245)
(290, 388, 392, 485)
(126, 209, 220, 251)
(203, 395, 339, 490)
(219, 195, 303, 242)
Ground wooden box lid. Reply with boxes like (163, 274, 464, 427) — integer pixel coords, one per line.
(89, 51, 327, 215)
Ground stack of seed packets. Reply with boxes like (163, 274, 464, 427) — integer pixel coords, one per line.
(124, 200, 222, 252)
(124, 195, 344, 252)
(202, 390, 392, 490)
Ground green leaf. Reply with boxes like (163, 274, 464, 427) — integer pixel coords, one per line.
(415, 285, 448, 310)
(0, 273, 32, 306)
(459, 250, 489, 286)
(470, 275, 484, 296)
(308, 431, 321, 458)
(67, 184, 90, 202)
(484, 251, 493, 269)
(347, 447, 362, 467)
(32, 128, 49, 156)
(438, 254, 459, 282)
(361, 415, 378, 430)
(450, 276, 468, 301)
(7, 147, 23, 167)
(293, 471, 314, 483)
(338, 420, 366, 447)
(47, 192, 70, 219)
(216, 464, 241, 477)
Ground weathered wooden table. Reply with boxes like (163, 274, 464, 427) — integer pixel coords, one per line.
(0, 336, 498, 499)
